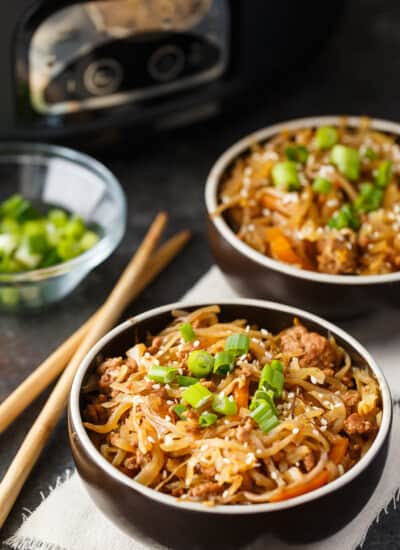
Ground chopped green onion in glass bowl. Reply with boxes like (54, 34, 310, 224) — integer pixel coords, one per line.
(0, 143, 126, 312)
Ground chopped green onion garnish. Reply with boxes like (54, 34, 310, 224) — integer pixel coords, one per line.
(364, 147, 378, 160)
(213, 351, 235, 375)
(331, 145, 360, 181)
(173, 404, 188, 419)
(285, 145, 308, 164)
(312, 177, 332, 194)
(48, 208, 68, 228)
(271, 161, 300, 191)
(187, 350, 214, 378)
(0, 194, 100, 273)
(260, 361, 285, 398)
(224, 333, 249, 357)
(328, 203, 360, 230)
(182, 382, 212, 408)
(249, 388, 277, 413)
(148, 365, 177, 384)
(176, 375, 198, 386)
(375, 160, 392, 188)
(212, 394, 238, 416)
(199, 411, 218, 428)
(80, 231, 99, 252)
(179, 322, 196, 343)
(354, 182, 384, 213)
(251, 401, 279, 433)
(314, 126, 338, 150)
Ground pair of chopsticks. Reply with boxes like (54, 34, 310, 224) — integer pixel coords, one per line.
(0, 212, 190, 527)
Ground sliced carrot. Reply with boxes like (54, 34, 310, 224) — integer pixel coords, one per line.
(261, 194, 282, 212)
(328, 437, 349, 465)
(269, 469, 329, 502)
(234, 379, 250, 410)
(265, 227, 312, 269)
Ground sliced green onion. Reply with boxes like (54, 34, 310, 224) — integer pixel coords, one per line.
(176, 375, 198, 386)
(199, 411, 218, 428)
(354, 182, 383, 213)
(364, 147, 378, 160)
(187, 350, 214, 378)
(375, 160, 392, 188)
(260, 361, 285, 398)
(63, 216, 86, 240)
(0, 194, 38, 221)
(179, 322, 196, 343)
(251, 401, 279, 433)
(182, 382, 212, 408)
(328, 203, 360, 230)
(80, 231, 100, 252)
(249, 388, 277, 413)
(331, 145, 360, 181)
(48, 208, 68, 228)
(285, 145, 308, 164)
(312, 177, 332, 194)
(173, 404, 188, 419)
(224, 333, 249, 357)
(213, 351, 235, 375)
(314, 126, 338, 150)
(212, 394, 237, 416)
(148, 365, 177, 384)
(272, 161, 300, 191)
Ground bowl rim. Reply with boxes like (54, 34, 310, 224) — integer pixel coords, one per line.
(0, 141, 126, 283)
(205, 115, 400, 285)
(69, 298, 392, 515)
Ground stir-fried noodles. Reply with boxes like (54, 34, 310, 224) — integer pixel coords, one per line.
(83, 306, 381, 505)
(217, 118, 400, 275)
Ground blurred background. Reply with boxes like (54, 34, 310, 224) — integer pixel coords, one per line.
(1, 0, 400, 547)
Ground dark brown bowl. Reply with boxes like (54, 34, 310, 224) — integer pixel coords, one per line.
(205, 116, 400, 318)
(68, 300, 392, 550)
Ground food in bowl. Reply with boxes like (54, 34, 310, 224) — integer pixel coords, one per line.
(217, 117, 400, 275)
(0, 193, 100, 273)
(82, 304, 382, 505)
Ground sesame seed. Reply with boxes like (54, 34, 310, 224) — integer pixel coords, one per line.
(193, 340, 200, 348)
(148, 436, 155, 443)
(256, 449, 262, 456)
(270, 471, 278, 480)
(338, 464, 344, 476)
(320, 418, 328, 426)
(310, 376, 318, 385)
(165, 415, 171, 422)
(292, 427, 300, 434)
(152, 384, 161, 390)
(200, 444, 208, 451)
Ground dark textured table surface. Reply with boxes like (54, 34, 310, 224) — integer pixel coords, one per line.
(2, 1, 400, 548)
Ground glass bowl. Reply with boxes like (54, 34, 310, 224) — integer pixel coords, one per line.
(0, 142, 126, 312)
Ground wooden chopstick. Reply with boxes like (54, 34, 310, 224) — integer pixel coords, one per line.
(0, 212, 168, 527)
(0, 229, 190, 434)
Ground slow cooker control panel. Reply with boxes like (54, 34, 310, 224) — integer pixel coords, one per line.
(20, 0, 230, 115)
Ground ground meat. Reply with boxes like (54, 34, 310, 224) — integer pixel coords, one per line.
(98, 356, 124, 374)
(171, 487, 185, 497)
(189, 482, 223, 498)
(280, 325, 336, 370)
(236, 418, 254, 442)
(195, 463, 217, 480)
(342, 390, 360, 409)
(83, 403, 108, 424)
(123, 455, 140, 475)
(316, 230, 358, 274)
(147, 336, 162, 354)
(344, 413, 373, 435)
(303, 452, 315, 472)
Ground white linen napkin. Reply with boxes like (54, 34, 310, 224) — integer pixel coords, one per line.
(4, 266, 400, 550)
